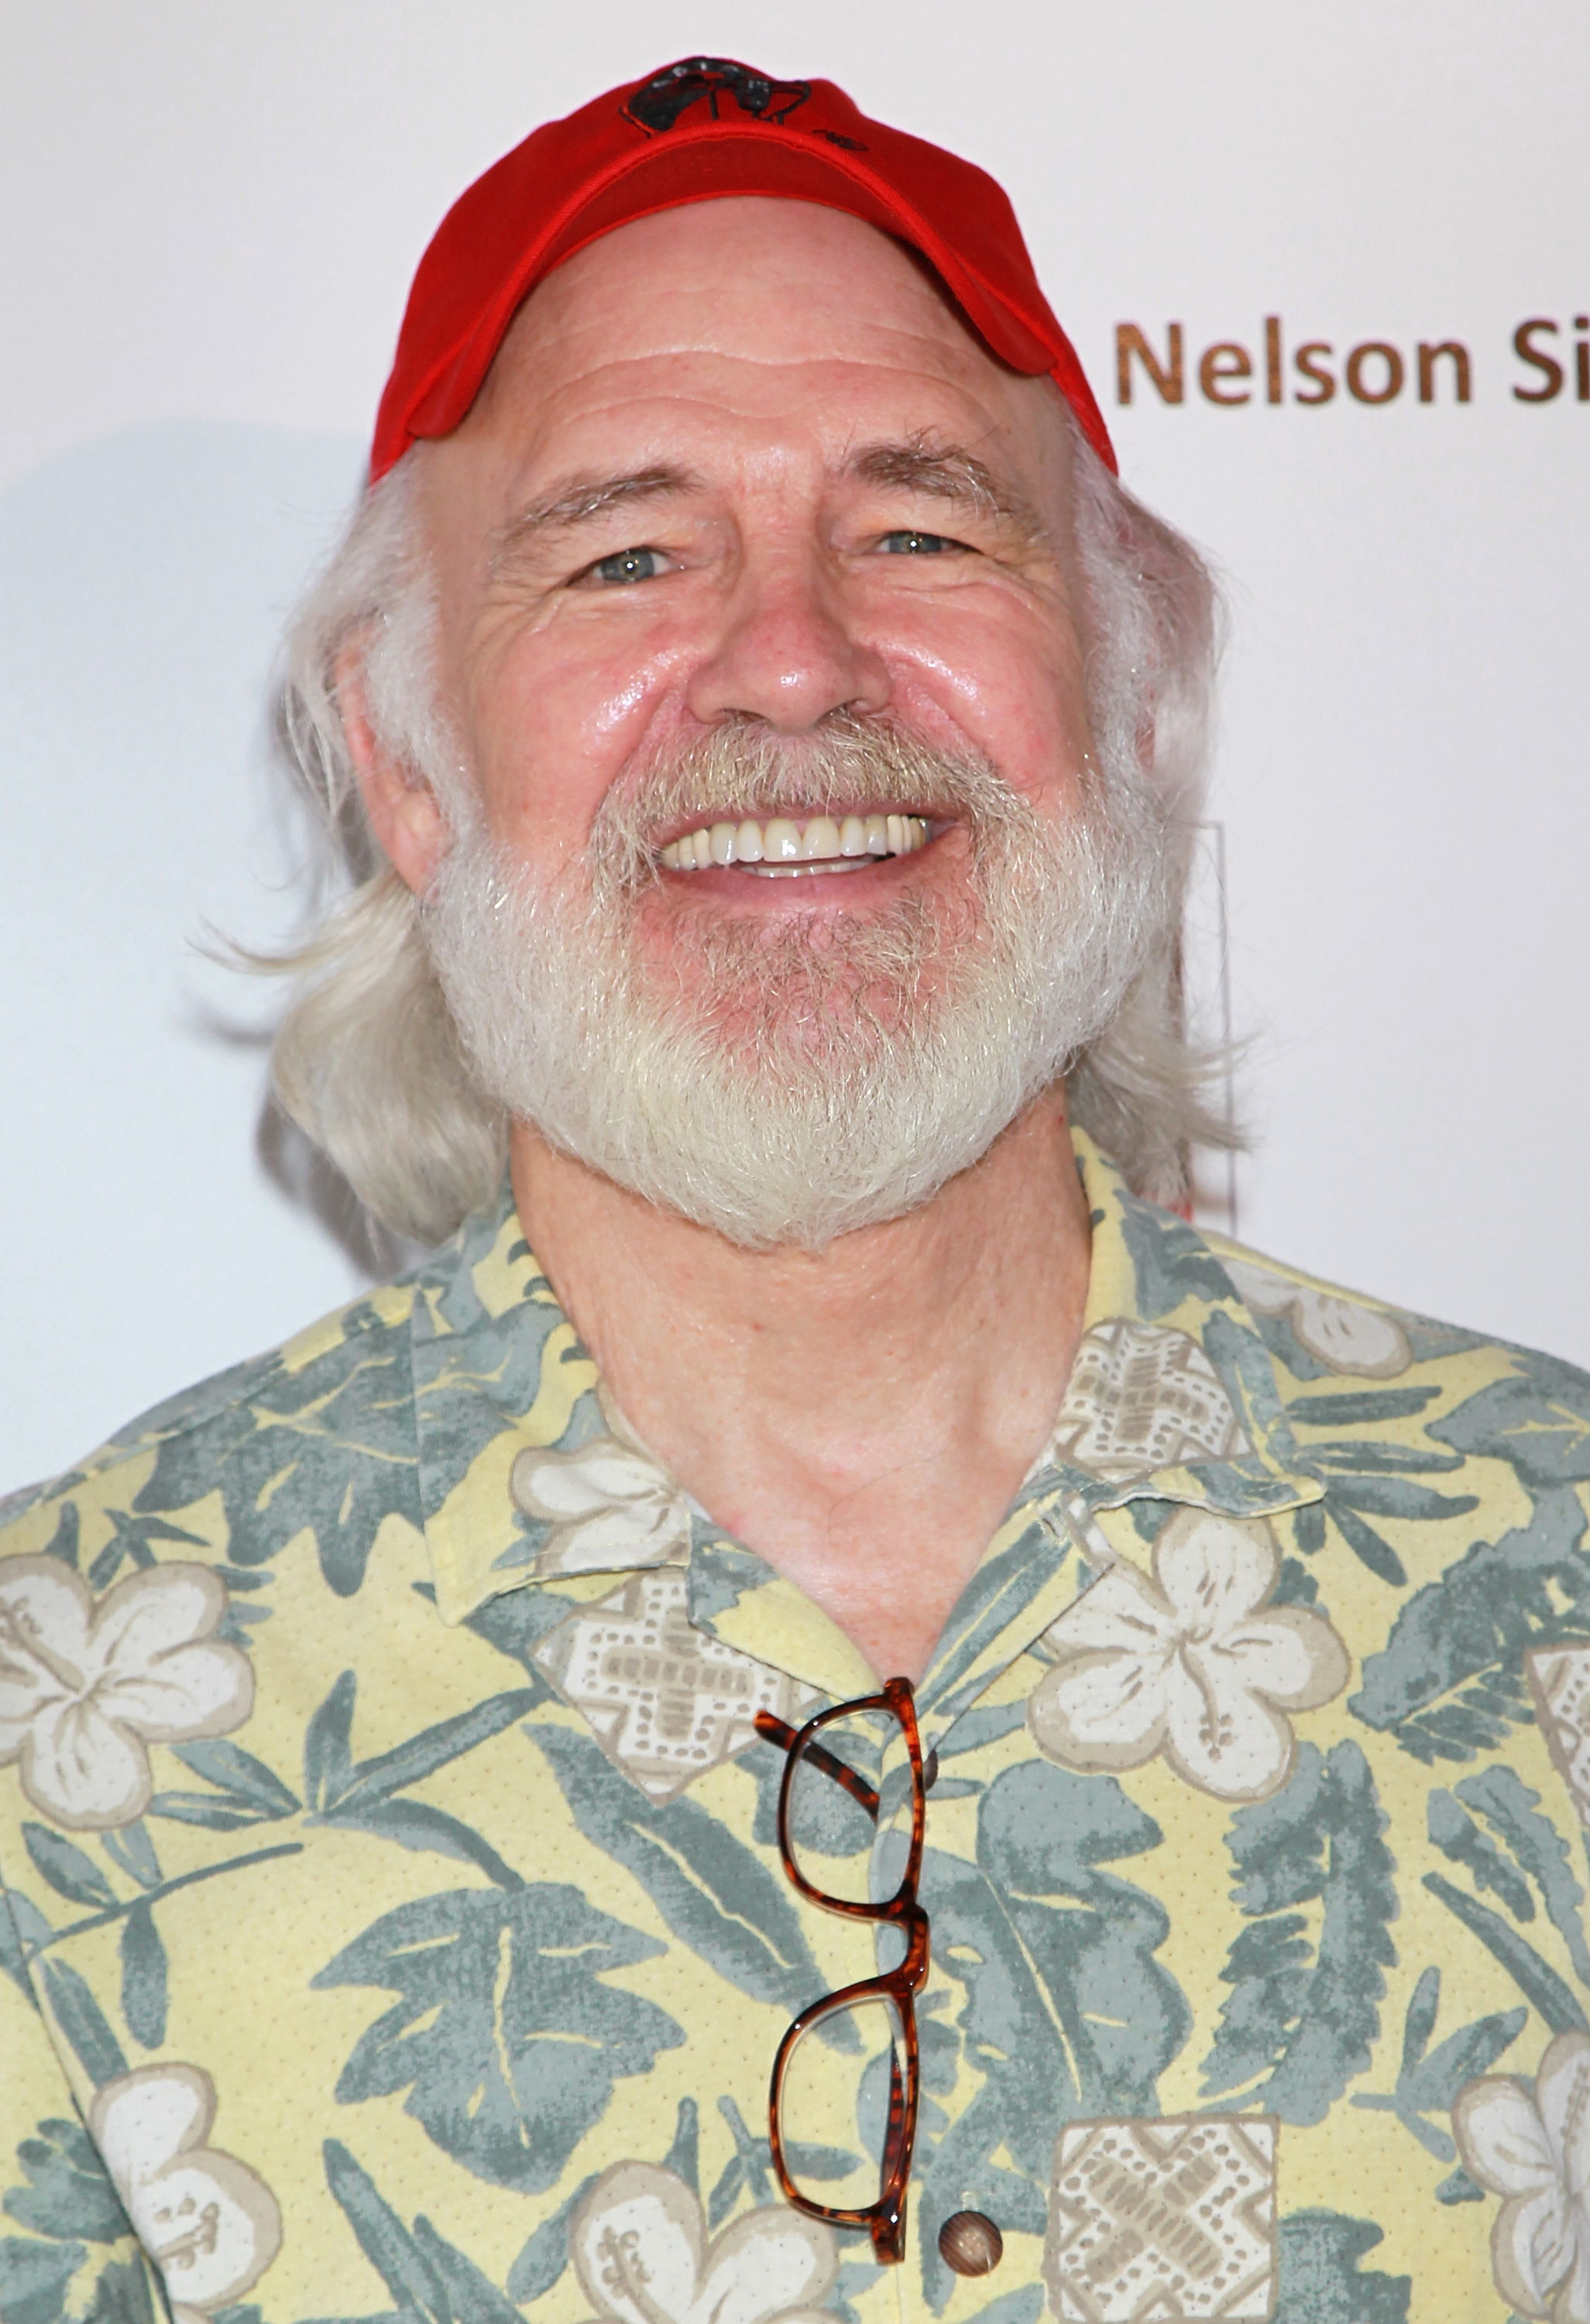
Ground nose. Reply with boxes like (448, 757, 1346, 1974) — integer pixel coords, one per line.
(685, 547, 891, 733)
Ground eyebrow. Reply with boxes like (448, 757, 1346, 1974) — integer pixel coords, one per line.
(486, 435, 1046, 573)
(488, 464, 703, 570)
(847, 436, 1046, 539)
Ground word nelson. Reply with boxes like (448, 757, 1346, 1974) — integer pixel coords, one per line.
(1118, 312, 1590, 404)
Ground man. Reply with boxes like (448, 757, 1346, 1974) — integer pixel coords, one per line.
(2, 57, 1588, 2324)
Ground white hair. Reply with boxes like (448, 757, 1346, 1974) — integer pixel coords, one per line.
(269, 413, 1233, 1246)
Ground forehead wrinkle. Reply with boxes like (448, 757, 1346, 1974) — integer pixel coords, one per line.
(487, 463, 706, 573)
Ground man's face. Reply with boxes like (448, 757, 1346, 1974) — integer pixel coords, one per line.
(414, 197, 1097, 950)
(379, 197, 1158, 1246)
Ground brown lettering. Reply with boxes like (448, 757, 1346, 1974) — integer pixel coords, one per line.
(1265, 316, 1283, 404)
(1513, 319, 1564, 401)
(1577, 317, 1589, 401)
(1198, 342, 1252, 405)
(1117, 323, 1183, 405)
(1346, 342, 1404, 404)
(1293, 342, 1335, 404)
(1417, 340, 1472, 403)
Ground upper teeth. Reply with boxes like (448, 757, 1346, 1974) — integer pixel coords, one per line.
(660, 813, 929, 870)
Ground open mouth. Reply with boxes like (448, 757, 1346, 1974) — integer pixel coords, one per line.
(659, 813, 932, 879)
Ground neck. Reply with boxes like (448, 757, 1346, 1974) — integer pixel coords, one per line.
(509, 1090, 1092, 1682)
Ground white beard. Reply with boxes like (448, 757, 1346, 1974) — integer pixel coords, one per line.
(420, 718, 1166, 1250)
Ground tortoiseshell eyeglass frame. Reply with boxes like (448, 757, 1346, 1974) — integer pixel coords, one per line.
(753, 1676, 929, 2266)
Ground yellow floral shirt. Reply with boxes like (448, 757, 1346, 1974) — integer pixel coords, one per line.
(5, 1133, 1590, 2324)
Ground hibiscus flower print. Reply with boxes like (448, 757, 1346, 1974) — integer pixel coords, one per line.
(511, 1387, 693, 1575)
(1222, 1257, 1412, 1378)
(1454, 2030, 1590, 2322)
(1027, 1508, 1350, 1800)
(0, 1558, 253, 1830)
(569, 2161, 836, 2324)
(90, 2064, 282, 2322)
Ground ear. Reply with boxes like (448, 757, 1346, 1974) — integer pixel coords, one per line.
(336, 641, 452, 896)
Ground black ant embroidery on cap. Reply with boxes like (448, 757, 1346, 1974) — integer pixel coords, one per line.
(625, 58, 812, 136)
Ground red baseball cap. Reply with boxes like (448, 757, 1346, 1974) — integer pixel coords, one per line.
(371, 56, 1115, 483)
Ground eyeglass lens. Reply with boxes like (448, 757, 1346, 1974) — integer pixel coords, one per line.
(774, 1992, 910, 2215)
(784, 1703, 905, 1906)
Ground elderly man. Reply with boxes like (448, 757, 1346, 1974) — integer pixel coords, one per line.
(4, 57, 1588, 2324)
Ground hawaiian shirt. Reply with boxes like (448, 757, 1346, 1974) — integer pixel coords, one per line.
(5, 1131, 1590, 2324)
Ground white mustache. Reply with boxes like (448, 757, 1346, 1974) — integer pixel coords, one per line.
(586, 713, 1034, 899)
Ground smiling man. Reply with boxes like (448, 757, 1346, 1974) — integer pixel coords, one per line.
(5, 58, 1590, 2324)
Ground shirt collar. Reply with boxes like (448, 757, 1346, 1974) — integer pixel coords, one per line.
(407, 1133, 1323, 1718)
(1033, 1130, 1324, 1521)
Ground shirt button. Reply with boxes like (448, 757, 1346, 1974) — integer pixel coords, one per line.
(938, 2211, 1003, 2276)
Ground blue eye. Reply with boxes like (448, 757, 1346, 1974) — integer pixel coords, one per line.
(589, 547, 666, 585)
(880, 530, 961, 555)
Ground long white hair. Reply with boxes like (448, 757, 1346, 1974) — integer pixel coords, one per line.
(270, 414, 1234, 1246)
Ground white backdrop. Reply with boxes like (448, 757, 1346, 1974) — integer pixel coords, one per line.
(3, 0, 1587, 1491)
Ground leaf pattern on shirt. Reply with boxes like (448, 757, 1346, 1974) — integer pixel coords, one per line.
(1200, 1740, 1397, 2124)
(1116, 1196, 1241, 1322)
(1406, 1755, 1590, 2045)
(0, 2106, 138, 2324)
(1283, 1404, 1479, 1590)
(529, 1724, 831, 2024)
(312, 1882, 685, 2195)
(1274, 2210, 1410, 2322)
(1351, 1487, 1590, 1763)
(1428, 1766, 1590, 1980)
(318, 2137, 524, 2324)
(126, 1301, 424, 1598)
(1349, 1964, 1526, 2169)
(1430, 1346, 1590, 1489)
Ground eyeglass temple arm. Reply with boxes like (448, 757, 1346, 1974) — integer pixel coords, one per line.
(753, 1710, 881, 1821)
(877, 2040, 910, 2252)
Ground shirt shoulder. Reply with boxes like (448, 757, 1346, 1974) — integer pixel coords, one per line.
(1195, 1225, 1590, 1695)
(0, 1274, 425, 1572)
(1198, 1225, 1585, 1394)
